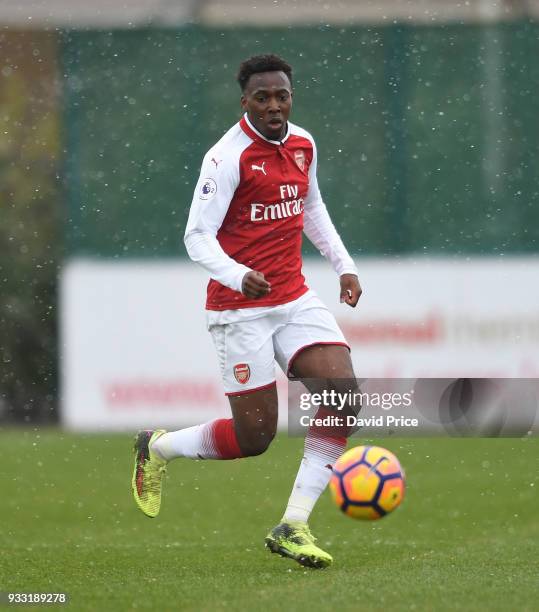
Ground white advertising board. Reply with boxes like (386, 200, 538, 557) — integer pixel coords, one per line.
(60, 258, 539, 431)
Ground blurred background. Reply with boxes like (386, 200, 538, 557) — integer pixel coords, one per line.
(1, 0, 538, 429)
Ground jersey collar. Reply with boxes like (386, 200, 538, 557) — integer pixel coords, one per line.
(240, 113, 290, 146)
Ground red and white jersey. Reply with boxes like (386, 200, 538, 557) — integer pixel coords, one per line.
(184, 114, 357, 311)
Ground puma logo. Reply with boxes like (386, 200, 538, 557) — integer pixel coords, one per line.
(211, 157, 221, 169)
(251, 162, 267, 176)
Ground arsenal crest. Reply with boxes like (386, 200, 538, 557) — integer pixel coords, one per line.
(233, 363, 251, 384)
(294, 149, 306, 172)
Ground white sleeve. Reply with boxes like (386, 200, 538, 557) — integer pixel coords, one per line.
(303, 141, 358, 276)
(184, 150, 252, 293)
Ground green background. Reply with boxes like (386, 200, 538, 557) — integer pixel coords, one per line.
(61, 23, 539, 258)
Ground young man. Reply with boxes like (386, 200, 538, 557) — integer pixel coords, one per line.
(132, 54, 362, 568)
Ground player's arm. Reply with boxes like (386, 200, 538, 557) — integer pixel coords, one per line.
(303, 140, 362, 307)
(184, 151, 270, 298)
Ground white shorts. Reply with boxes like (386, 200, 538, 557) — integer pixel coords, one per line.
(206, 289, 349, 395)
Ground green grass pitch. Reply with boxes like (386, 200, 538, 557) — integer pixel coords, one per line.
(0, 430, 537, 611)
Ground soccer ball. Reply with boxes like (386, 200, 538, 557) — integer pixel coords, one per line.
(329, 445, 405, 520)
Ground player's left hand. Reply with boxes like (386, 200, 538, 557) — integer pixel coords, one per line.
(340, 273, 362, 307)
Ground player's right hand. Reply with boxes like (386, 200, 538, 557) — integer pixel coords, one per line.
(242, 271, 271, 299)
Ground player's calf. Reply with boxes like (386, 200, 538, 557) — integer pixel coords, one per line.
(228, 384, 278, 457)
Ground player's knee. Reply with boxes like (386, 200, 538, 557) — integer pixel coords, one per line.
(239, 430, 275, 457)
(325, 377, 361, 419)
(329, 376, 358, 395)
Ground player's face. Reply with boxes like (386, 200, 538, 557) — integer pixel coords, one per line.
(241, 71, 292, 141)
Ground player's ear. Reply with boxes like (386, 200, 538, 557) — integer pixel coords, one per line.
(240, 94, 247, 110)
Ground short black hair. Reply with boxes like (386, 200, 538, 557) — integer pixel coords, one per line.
(237, 54, 293, 92)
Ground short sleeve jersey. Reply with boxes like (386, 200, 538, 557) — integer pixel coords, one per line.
(187, 115, 319, 311)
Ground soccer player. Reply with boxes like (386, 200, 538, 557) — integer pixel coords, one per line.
(132, 54, 362, 568)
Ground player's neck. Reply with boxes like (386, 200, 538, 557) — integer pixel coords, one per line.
(244, 113, 288, 144)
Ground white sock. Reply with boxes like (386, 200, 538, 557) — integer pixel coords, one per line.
(150, 418, 243, 461)
(151, 426, 205, 460)
(283, 456, 334, 523)
(283, 432, 346, 524)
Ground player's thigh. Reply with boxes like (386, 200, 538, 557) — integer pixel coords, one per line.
(290, 343, 355, 380)
(291, 344, 358, 401)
